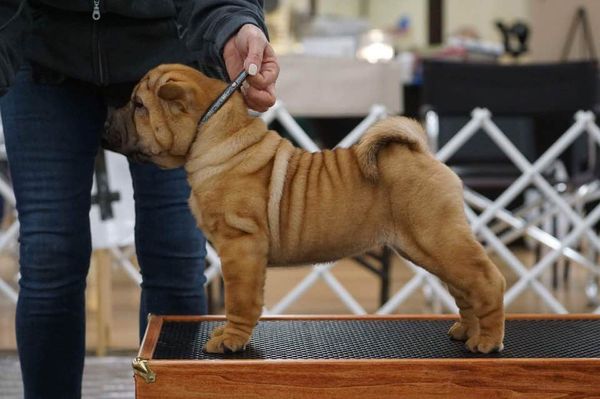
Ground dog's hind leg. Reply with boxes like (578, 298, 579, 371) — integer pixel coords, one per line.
(203, 233, 268, 354)
(391, 245, 480, 343)
(393, 244, 487, 345)
(388, 163, 505, 353)
(393, 229, 505, 353)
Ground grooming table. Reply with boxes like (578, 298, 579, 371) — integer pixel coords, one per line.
(134, 315, 600, 398)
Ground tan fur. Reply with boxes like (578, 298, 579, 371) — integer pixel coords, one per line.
(105, 64, 506, 355)
(355, 117, 428, 181)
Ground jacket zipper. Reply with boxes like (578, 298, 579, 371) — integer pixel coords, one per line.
(92, 0, 101, 20)
(91, 0, 105, 84)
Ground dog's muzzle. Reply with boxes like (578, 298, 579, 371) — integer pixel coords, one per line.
(101, 107, 124, 152)
(102, 106, 151, 163)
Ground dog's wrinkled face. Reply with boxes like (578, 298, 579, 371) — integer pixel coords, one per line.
(103, 64, 215, 169)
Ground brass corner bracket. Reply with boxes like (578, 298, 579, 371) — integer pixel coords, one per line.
(132, 356, 156, 383)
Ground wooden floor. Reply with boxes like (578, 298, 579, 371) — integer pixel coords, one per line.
(0, 247, 598, 352)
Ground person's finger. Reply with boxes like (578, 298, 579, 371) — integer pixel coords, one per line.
(242, 31, 266, 76)
(234, 24, 268, 76)
(223, 38, 244, 81)
(247, 63, 279, 90)
(242, 84, 276, 111)
(242, 84, 276, 112)
(247, 46, 279, 90)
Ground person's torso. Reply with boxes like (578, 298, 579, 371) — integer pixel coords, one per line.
(26, 0, 192, 85)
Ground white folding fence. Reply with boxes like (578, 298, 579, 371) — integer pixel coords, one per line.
(1, 103, 600, 315)
(432, 108, 600, 314)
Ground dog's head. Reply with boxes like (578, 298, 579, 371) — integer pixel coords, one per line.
(103, 64, 229, 168)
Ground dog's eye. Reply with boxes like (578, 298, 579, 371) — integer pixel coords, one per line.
(132, 97, 144, 109)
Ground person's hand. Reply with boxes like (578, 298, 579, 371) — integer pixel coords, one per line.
(223, 24, 279, 112)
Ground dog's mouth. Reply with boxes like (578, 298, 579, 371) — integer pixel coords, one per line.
(102, 107, 151, 164)
(100, 123, 123, 153)
(101, 135, 151, 164)
(127, 150, 152, 164)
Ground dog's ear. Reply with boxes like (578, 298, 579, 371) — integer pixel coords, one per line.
(158, 81, 185, 100)
(157, 81, 197, 114)
(151, 80, 199, 156)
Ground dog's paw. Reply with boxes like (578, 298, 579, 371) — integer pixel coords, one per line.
(203, 333, 248, 354)
(210, 325, 226, 338)
(465, 334, 504, 354)
(448, 321, 477, 341)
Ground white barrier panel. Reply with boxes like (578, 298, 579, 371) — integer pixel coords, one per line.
(0, 122, 18, 303)
(90, 151, 135, 250)
(89, 151, 224, 288)
(412, 108, 600, 315)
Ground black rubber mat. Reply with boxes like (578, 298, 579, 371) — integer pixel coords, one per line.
(152, 319, 600, 360)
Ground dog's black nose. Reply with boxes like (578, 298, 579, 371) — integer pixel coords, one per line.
(101, 107, 121, 152)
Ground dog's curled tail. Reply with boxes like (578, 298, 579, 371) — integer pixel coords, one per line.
(355, 117, 429, 182)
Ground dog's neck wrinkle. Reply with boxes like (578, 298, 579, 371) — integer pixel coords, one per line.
(184, 115, 268, 176)
(184, 93, 250, 159)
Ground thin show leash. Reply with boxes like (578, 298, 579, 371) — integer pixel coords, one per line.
(199, 70, 249, 125)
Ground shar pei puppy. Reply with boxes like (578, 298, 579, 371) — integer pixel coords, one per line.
(103, 64, 506, 354)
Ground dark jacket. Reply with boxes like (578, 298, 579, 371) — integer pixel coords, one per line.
(0, 0, 267, 92)
(0, 0, 29, 92)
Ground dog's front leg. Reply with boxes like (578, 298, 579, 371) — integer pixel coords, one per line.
(204, 234, 268, 353)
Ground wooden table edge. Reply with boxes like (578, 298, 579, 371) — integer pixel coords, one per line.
(138, 314, 163, 359)
(152, 313, 600, 322)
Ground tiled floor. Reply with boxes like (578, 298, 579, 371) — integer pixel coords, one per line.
(0, 356, 135, 399)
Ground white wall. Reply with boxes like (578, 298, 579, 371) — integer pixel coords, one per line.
(287, 0, 426, 48)
(317, 0, 361, 17)
(529, 0, 600, 62)
(277, 0, 600, 63)
(287, 0, 529, 47)
(332, 0, 532, 47)
(367, 0, 428, 48)
(444, 0, 531, 42)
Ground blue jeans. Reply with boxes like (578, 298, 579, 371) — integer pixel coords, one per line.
(0, 65, 207, 399)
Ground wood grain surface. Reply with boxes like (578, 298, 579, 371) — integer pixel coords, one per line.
(135, 315, 600, 399)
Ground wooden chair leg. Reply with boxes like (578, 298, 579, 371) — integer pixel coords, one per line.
(93, 249, 112, 356)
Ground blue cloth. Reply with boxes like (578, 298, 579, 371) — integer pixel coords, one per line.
(0, 65, 207, 399)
